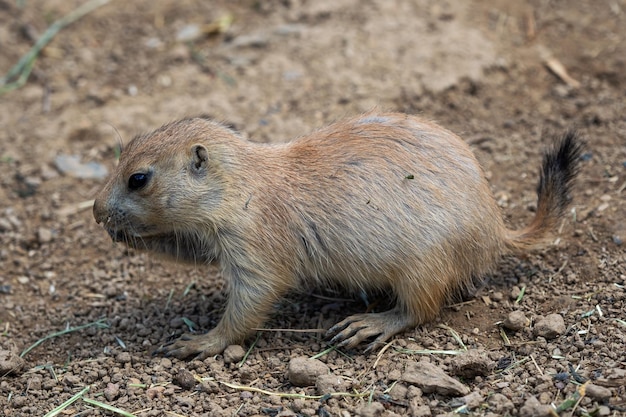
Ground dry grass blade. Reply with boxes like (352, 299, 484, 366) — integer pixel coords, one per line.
(0, 0, 111, 95)
(20, 318, 109, 358)
(220, 381, 368, 400)
(43, 385, 90, 417)
(499, 327, 511, 346)
(82, 397, 137, 417)
(373, 339, 395, 369)
(238, 332, 261, 367)
(394, 348, 465, 355)
(57, 200, 95, 217)
(438, 324, 467, 350)
(498, 356, 530, 374)
(544, 56, 581, 88)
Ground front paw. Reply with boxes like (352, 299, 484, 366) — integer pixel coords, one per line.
(156, 333, 228, 360)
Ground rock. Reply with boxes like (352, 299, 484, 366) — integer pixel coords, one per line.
(103, 383, 120, 401)
(509, 286, 522, 300)
(54, 154, 108, 180)
(37, 227, 53, 244)
(409, 402, 431, 417)
(487, 393, 514, 413)
(0, 349, 25, 376)
(176, 24, 202, 42)
(450, 349, 495, 378)
(533, 314, 566, 339)
(288, 357, 329, 387)
(159, 357, 172, 369)
(519, 396, 551, 417)
(462, 391, 484, 409)
(63, 374, 81, 387)
(223, 344, 246, 364)
(174, 369, 196, 390)
(597, 405, 611, 416)
(27, 376, 42, 391)
(116, 351, 131, 364)
(355, 402, 384, 417)
(401, 360, 470, 396)
(316, 373, 346, 394)
(585, 383, 612, 401)
(231, 34, 269, 48)
(503, 310, 529, 331)
(146, 385, 165, 399)
(389, 382, 408, 400)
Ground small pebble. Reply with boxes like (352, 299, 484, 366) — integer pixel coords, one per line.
(355, 402, 385, 417)
(63, 374, 81, 387)
(509, 286, 522, 300)
(519, 395, 551, 417)
(450, 349, 495, 378)
(103, 383, 120, 401)
(288, 357, 329, 387)
(585, 383, 612, 401)
(54, 154, 108, 180)
(462, 391, 484, 409)
(488, 393, 514, 412)
(316, 373, 346, 394)
(117, 351, 132, 364)
(37, 227, 53, 244)
(503, 310, 529, 331)
(173, 369, 196, 390)
(0, 349, 25, 376)
(27, 376, 42, 391)
(223, 344, 246, 364)
(533, 314, 565, 339)
(402, 360, 470, 396)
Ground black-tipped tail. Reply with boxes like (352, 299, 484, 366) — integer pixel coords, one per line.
(505, 131, 584, 252)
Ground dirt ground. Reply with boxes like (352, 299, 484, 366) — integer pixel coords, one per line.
(1, 0, 625, 416)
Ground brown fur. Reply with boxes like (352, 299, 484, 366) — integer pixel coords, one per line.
(93, 112, 582, 359)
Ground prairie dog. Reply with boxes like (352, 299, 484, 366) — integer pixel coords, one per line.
(93, 112, 582, 359)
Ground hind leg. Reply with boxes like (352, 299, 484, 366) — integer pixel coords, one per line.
(327, 279, 446, 350)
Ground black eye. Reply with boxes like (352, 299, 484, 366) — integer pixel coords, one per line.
(128, 173, 149, 190)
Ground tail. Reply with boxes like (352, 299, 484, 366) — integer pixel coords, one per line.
(505, 131, 584, 252)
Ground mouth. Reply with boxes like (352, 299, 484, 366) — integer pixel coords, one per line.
(106, 228, 131, 243)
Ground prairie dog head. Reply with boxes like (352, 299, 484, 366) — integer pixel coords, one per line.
(93, 118, 237, 255)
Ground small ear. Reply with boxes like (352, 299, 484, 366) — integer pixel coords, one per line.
(192, 144, 209, 171)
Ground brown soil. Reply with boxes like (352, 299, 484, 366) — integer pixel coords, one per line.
(1, 0, 625, 416)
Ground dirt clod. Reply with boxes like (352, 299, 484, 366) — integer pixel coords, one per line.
(355, 402, 385, 417)
(103, 383, 120, 401)
(174, 369, 197, 390)
(287, 357, 329, 387)
(585, 383, 612, 401)
(533, 314, 566, 339)
(315, 373, 346, 394)
(519, 395, 551, 417)
(402, 360, 470, 396)
(502, 310, 529, 331)
(487, 393, 514, 413)
(462, 390, 484, 409)
(223, 344, 246, 364)
(0, 349, 25, 376)
(450, 349, 495, 378)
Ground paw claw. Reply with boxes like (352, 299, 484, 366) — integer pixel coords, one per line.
(326, 311, 411, 352)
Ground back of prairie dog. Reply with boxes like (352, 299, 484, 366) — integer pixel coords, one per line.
(93, 112, 582, 359)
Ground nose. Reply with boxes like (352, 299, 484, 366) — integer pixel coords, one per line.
(93, 196, 107, 224)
